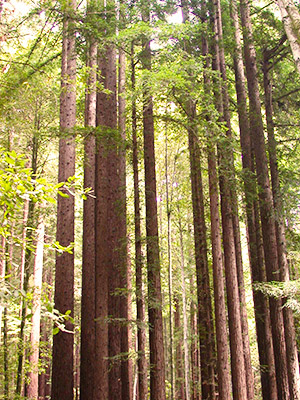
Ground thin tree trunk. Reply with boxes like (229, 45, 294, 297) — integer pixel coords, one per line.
(190, 276, 200, 400)
(178, 209, 191, 400)
(20, 199, 29, 293)
(3, 244, 9, 400)
(207, 146, 232, 400)
(165, 127, 174, 400)
(239, 1, 290, 398)
(27, 216, 45, 399)
(174, 298, 185, 400)
(263, 54, 300, 400)
(119, 41, 132, 400)
(80, 1, 97, 397)
(51, 0, 76, 397)
(0, 235, 5, 342)
(141, 7, 166, 399)
(131, 41, 148, 400)
(38, 268, 52, 400)
(16, 199, 35, 397)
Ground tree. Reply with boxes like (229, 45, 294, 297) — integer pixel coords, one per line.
(51, 0, 76, 398)
(239, 0, 290, 397)
(80, 0, 97, 397)
(231, 0, 278, 396)
(141, 4, 166, 399)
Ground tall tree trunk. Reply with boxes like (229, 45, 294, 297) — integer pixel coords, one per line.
(190, 281, 200, 400)
(165, 127, 174, 400)
(239, 1, 290, 398)
(80, 1, 97, 397)
(213, 2, 254, 396)
(94, 50, 109, 400)
(231, 0, 278, 397)
(0, 235, 5, 342)
(188, 124, 216, 400)
(174, 298, 185, 400)
(38, 268, 52, 400)
(27, 215, 45, 399)
(263, 54, 300, 400)
(16, 199, 35, 397)
(119, 40, 132, 400)
(141, 7, 166, 399)
(131, 41, 148, 400)
(207, 145, 232, 400)
(95, 2, 126, 395)
(181, 4, 216, 398)
(2, 244, 9, 400)
(51, 0, 76, 398)
(208, 3, 248, 399)
(178, 208, 191, 400)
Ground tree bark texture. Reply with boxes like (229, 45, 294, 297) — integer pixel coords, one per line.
(231, 1, 278, 397)
(181, 4, 216, 398)
(118, 43, 133, 400)
(263, 55, 300, 400)
(80, 4, 97, 396)
(207, 146, 232, 400)
(165, 128, 175, 400)
(178, 209, 191, 400)
(95, 35, 126, 398)
(142, 9, 166, 398)
(94, 50, 109, 400)
(210, 7, 248, 399)
(213, 2, 254, 396)
(51, 2, 76, 397)
(239, 1, 290, 398)
(188, 125, 216, 400)
(131, 42, 148, 400)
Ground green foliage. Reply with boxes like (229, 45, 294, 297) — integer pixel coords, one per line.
(255, 280, 300, 314)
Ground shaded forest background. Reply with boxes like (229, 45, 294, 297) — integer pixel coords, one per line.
(1, 0, 300, 399)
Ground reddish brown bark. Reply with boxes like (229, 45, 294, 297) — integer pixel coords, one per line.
(178, 209, 191, 400)
(142, 8, 166, 399)
(80, 5, 97, 397)
(263, 53, 300, 399)
(240, 1, 290, 398)
(119, 43, 133, 400)
(188, 127, 216, 400)
(181, 4, 216, 398)
(190, 276, 200, 400)
(213, 2, 254, 396)
(95, 37, 125, 399)
(94, 46, 109, 399)
(231, 1, 278, 398)
(51, 2, 76, 397)
(207, 146, 232, 400)
(208, 4, 248, 399)
(131, 42, 148, 400)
